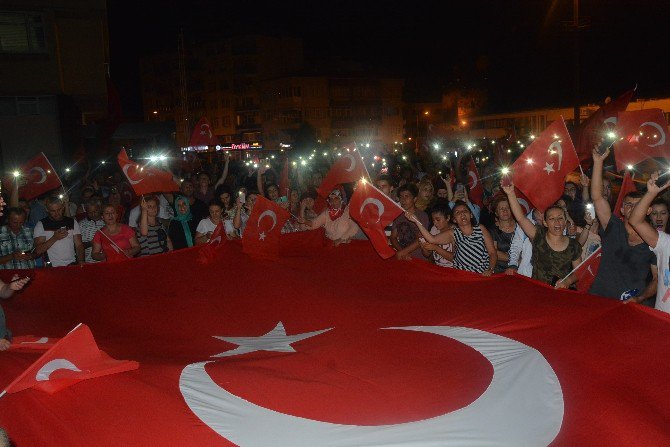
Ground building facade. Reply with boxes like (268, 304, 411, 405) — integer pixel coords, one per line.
(0, 0, 109, 168)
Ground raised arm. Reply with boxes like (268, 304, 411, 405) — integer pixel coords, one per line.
(590, 147, 612, 229)
(501, 183, 537, 240)
(629, 174, 670, 249)
(214, 155, 230, 189)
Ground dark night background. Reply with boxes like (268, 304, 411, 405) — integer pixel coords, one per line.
(108, 0, 670, 120)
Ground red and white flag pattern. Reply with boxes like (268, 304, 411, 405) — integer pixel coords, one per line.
(198, 221, 225, 264)
(117, 149, 179, 196)
(510, 117, 579, 212)
(242, 196, 290, 259)
(574, 89, 635, 163)
(2, 324, 138, 395)
(4, 152, 62, 200)
(318, 147, 369, 197)
(573, 247, 603, 293)
(349, 180, 403, 259)
(8, 335, 59, 351)
(188, 117, 217, 147)
(613, 109, 670, 172)
(466, 158, 484, 207)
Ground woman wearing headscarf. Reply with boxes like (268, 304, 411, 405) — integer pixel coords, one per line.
(168, 195, 197, 250)
(299, 187, 361, 245)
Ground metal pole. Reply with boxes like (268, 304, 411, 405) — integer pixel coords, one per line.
(573, 0, 580, 128)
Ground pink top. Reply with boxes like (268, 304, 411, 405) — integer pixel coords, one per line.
(93, 225, 135, 251)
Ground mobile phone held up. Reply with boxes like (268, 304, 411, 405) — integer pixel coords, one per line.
(596, 130, 617, 156)
(501, 174, 512, 188)
(656, 171, 670, 188)
(238, 192, 246, 204)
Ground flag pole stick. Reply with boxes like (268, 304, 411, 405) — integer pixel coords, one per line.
(98, 230, 130, 258)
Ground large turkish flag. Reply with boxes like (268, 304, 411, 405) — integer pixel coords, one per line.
(1, 241, 670, 445)
(242, 196, 290, 259)
(510, 117, 580, 212)
(3, 152, 63, 200)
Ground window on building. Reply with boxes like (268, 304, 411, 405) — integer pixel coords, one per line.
(0, 12, 46, 53)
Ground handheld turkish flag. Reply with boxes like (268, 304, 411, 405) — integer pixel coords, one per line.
(466, 159, 484, 207)
(117, 149, 179, 196)
(349, 180, 403, 259)
(318, 147, 369, 197)
(8, 336, 59, 351)
(574, 89, 635, 164)
(99, 233, 129, 263)
(569, 247, 603, 293)
(5, 153, 63, 200)
(198, 221, 225, 264)
(279, 157, 290, 197)
(510, 117, 579, 212)
(242, 196, 290, 259)
(613, 171, 637, 218)
(1, 324, 138, 396)
(613, 109, 670, 172)
(188, 117, 217, 148)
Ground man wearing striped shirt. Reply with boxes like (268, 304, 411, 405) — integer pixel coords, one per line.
(0, 208, 35, 270)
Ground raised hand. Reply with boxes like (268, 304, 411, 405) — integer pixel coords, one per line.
(8, 274, 30, 291)
(591, 142, 610, 162)
(500, 182, 515, 196)
(647, 172, 670, 195)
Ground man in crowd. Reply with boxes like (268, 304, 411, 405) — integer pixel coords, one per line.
(79, 196, 105, 263)
(0, 208, 35, 269)
(589, 148, 657, 303)
(33, 195, 85, 266)
(177, 179, 208, 224)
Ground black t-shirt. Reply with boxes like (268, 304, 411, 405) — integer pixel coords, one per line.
(189, 198, 209, 225)
(168, 219, 198, 250)
(589, 216, 656, 299)
(41, 216, 75, 231)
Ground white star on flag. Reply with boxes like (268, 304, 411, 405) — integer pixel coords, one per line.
(211, 322, 332, 357)
(259, 232, 266, 240)
(543, 162, 555, 174)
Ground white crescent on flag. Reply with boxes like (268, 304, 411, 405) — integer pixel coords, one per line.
(29, 167, 47, 184)
(603, 116, 617, 126)
(468, 171, 478, 189)
(343, 154, 356, 172)
(122, 163, 143, 185)
(179, 325, 563, 446)
(21, 337, 49, 345)
(359, 198, 385, 224)
(548, 140, 563, 171)
(640, 121, 666, 147)
(257, 210, 277, 232)
(35, 359, 81, 382)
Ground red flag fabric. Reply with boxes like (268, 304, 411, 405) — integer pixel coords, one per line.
(613, 109, 670, 172)
(573, 247, 603, 293)
(613, 171, 637, 218)
(5, 152, 63, 200)
(197, 221, 225, 264)
(188, 117, 217, 147)
(1, 244, 670, 444)
(514, 188, 533, 215)
(242, 196, 290, 259)
(349, 180, 403, 259)
(510, 118, 579, 212)
(466, 158, 484, 207)
(279, 158, 290, 197)
(318, 148, 369, 197)
(8, 335, 59, 351)
(99, 233, 129, 263)
(117, 149, 179, 196)
(574, 89, 635, 163)
(2, 324, 138, 395)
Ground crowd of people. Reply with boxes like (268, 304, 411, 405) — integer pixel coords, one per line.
(2, 145, 670, 351)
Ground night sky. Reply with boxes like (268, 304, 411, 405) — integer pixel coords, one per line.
(108, 0, 670, 119)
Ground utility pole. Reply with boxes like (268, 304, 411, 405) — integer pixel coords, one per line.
(572, 0, 580, 129)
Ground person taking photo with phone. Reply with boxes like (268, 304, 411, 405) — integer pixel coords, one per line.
(33, 195, 84, 266)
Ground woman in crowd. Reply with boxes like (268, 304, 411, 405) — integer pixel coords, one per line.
(488, 195, 517, 273)
(420, 200, 454, 268)
(288, 188, 301, 216)
(299, 188, 360, 245)
(168, 195, 197, 250)
(195, 172, 214, 204)
(649, 198, 669, 233)
(197, 200, 224, 244)
(415, 178, 435, 212)
(215, 185, 236, 220)
(137, 196, 172, 256)
(407, 200, 496, 275)
(502, 183, 582, 287)
(91, 204, 140, 261)
(107, 186, 125, 223)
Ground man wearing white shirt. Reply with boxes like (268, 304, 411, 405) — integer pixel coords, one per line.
(33, 196, 84, 266)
